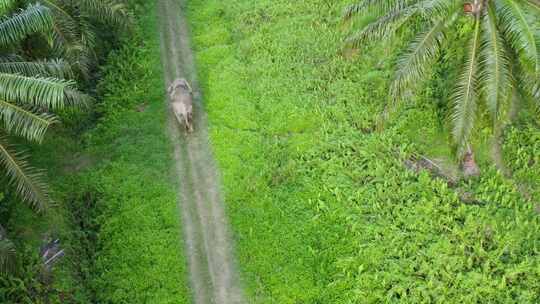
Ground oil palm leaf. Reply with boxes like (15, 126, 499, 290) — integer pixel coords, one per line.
(391, 18, 447, 101)
(345, 7, 417, 49)
(499, 0, 540, 74)
(0, 73, 85, 109)
(37, 0, 131, 78)
(343, 0, 540, 162)
(0, 72, 89, 209)
(479, 3, 511, 124)
(0, 56, 73, 78)
(0, 3, 52, 48)
(0, 0, 15, 15)
(343, 0, 411, 20)
(0, 134, 49, 211)
(0, 2, 91, 210)
(0, 100, 56, 142)
(528, 0, 540, 11)
(0, 73, 85, 209)
(78, 0, 132, 28)
(452, 18, 482, 155)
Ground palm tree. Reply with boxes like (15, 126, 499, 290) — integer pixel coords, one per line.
(35, 0, 131, 79)
(344, 0, 540, 177)
(1, 3, 89, 211)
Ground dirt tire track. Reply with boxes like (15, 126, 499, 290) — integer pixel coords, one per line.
(157, 1, 246, 303)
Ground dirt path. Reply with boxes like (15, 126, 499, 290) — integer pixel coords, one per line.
(157, 1, 246, 303)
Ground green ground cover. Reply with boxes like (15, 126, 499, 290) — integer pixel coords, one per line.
(187, 0, 540, 302)
(67, 2, 190, 301)
(3, 1, 190, 302)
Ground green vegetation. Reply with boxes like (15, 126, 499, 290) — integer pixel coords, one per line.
(1, 1, 189, 302)
(344, 0, 540, 172)
(188, 0, 540, 302)
(66, 2, 189, 300)
(1, 0, 538, 302)
(39, 0, 132, 78)
(0, 3, 88, 210)
(1, 0, 122, 301)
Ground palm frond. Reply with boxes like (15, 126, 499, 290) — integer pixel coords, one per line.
(343, 0, 404, 20)
(343, 0, 377, 20)
(391, 18, 447, 101)
(0, 0, 15, 15)
(345, 5, 418, 49)
(78, 0, 132, 28)
(80, 20, 97, 52)
(344, 0, 457, 22)
(40, 0, 82, 51)
(49, 28, 93, 79)
(0, 4, 53, 48)
(516, 66, 540, 101)
(342, 0, 539, 162)
(479, 3, 511, 124)
(525, 0, 540, 11)
(39, 0, 76, 21)
(0, 134, 49, 211)
(533, 80, 540, 99)
(499, 0, 539, 74)
(0, 73, 87, 109)
(36, 0, 93, 79)
(0, 57, 73, 78)
(417, 0, 461, 17)
(0, 100, 57, 142)
(64, 45, 92, 80)
(77, 19, 98, 73)
(64, 87, 93, 108)
(452, 18, 482, 156)
(44, 1, 80, 43)
(344, 0, 458, 49)
(38, 0, 132, 80)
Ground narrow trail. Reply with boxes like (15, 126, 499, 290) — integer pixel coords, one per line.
(157, 1, 246, 303)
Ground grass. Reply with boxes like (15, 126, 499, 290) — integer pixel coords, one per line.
(3, 1, 190, 303)
(187, 0, 540, 303)
(71, 1, 190, 302)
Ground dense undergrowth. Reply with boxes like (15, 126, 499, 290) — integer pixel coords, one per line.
(1, 1, 189, 302)
(64, 1, 189, 302)
(187, 0, 540, 302)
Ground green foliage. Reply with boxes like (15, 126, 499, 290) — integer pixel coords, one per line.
(344, 0, 540, 157)
(0, 3, 52, 48)
(0, 56, 72, 78)
(0, 250, 49, 303)
(0, 238, 15, 275)
(36, 0, 132, 78)
(503, 125, 540, 203)
(0, 0, 15, 15)
(0, 4, 89, 211)
(58, 2, 190, 302)
(187, 0, 540, 302)
(1, 2, 182, 303)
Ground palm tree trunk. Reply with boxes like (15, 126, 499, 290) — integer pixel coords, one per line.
(462, 144, 480, 178)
